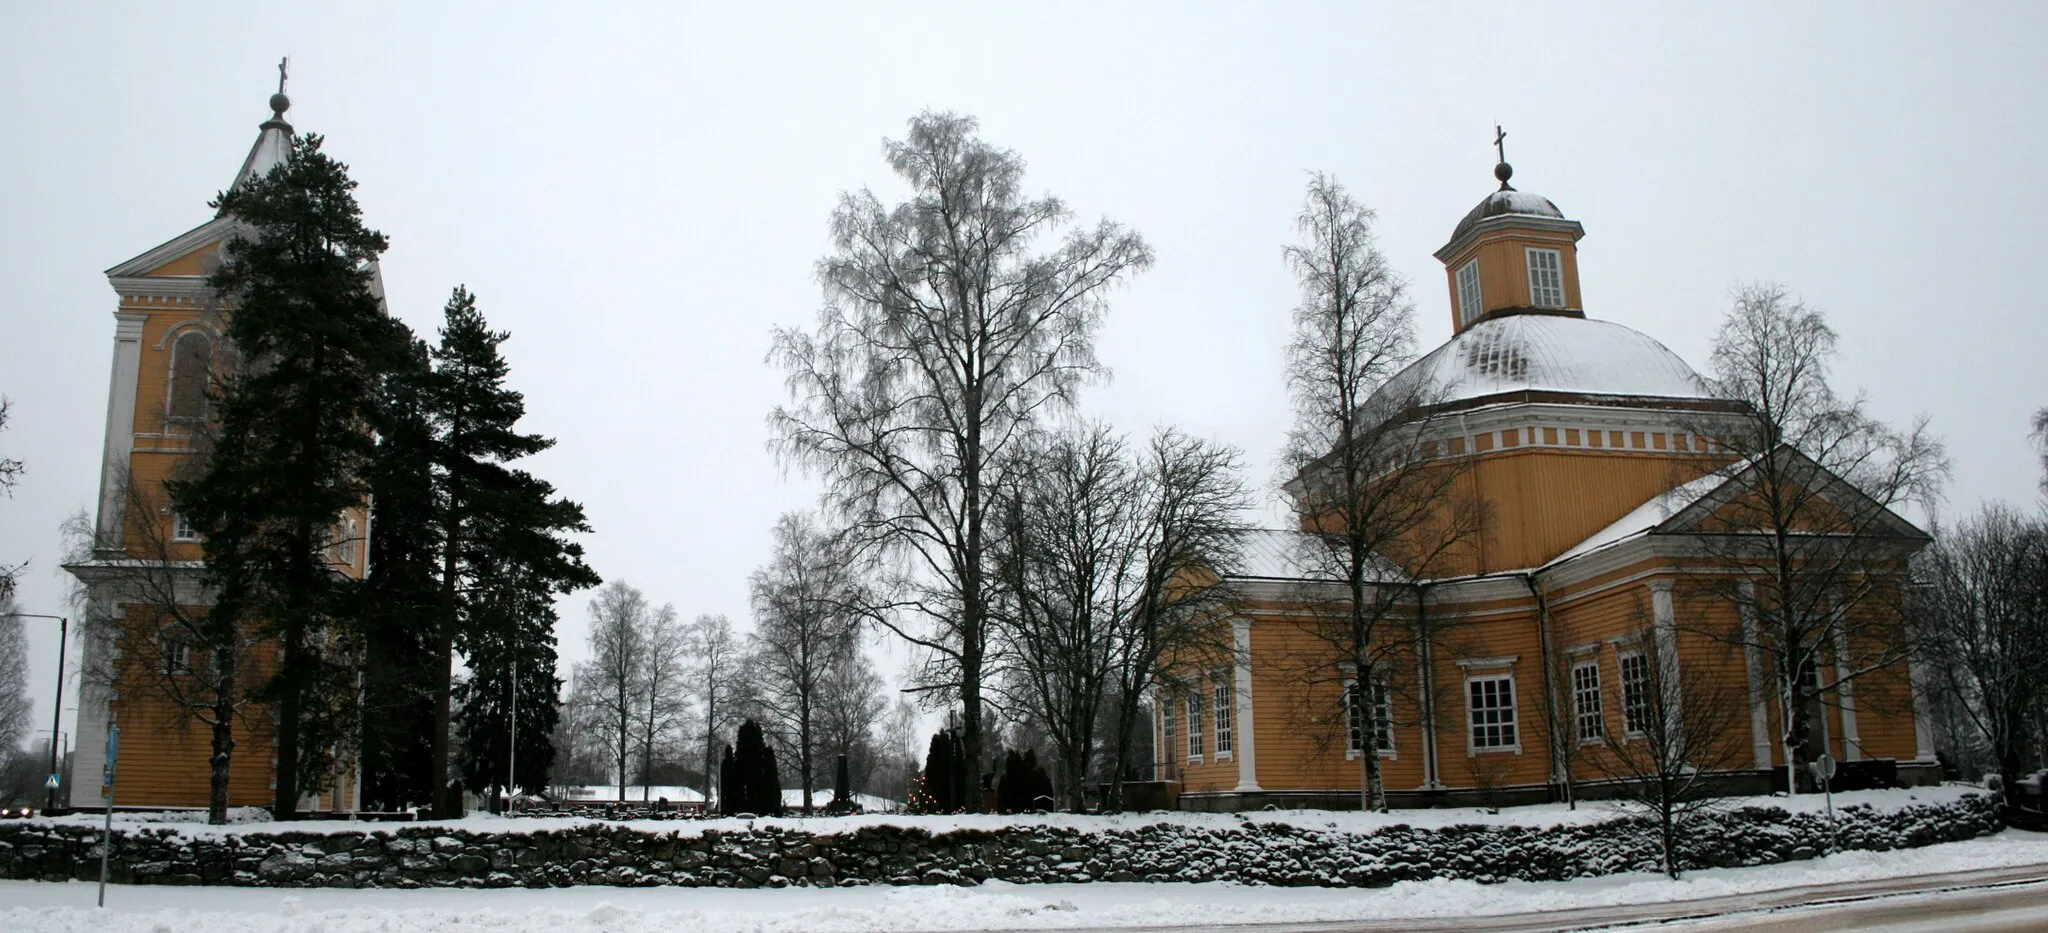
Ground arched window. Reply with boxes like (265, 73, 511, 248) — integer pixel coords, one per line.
(167, 331, 214, 421)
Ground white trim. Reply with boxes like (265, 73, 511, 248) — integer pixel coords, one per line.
(1456, 258, 1483, 325)
(1455, 655, 1519, 670)
(95, 312, 147, 547)
(1650, 581, 1683, 735)
(1231, 619, 1260, 792)
(1570, 657, 1605, 746)
(1526, 246, 1565, 308)
(1618, 648, 1652, 740)
(1463, 671, 1521, 755)
(1211, 667, 1234, 758)
(1833, 628, 1862, 761)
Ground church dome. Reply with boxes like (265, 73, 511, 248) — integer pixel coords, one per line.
(1373, 313, 1716, 411)
(1448, 189, 1567, 246)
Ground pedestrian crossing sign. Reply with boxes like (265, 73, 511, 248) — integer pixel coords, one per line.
(44, 774, 60, 789)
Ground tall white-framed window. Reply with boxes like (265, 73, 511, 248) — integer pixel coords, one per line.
(172, 512, 199, 543)
(1186, 690, 1204, 760)
(1160, 694, 1176, 768)
(1619, 650, 1653, 738)
(1456, 259, 1484, 324)
(1344, 675, 1395, 758)
(1526, 248, 1564, 308)
(1466, 674, 1519, 752)
(166, 331, 214, 422)
(1571, 658, 1605, 744)
(1212, 669, 1233, 757)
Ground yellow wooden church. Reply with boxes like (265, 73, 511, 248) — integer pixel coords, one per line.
(1158, 162, 1936, 810)
(64, 89, 366, 813)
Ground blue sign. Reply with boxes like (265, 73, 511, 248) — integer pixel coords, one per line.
(102, 726, 119, 790)
(44, 774, 60, 790)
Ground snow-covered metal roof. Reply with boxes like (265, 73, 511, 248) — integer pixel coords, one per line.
(1225, 528, 1405, 583)
(1373, 313, 1717, 411)
(1449, 189, 1566, 244)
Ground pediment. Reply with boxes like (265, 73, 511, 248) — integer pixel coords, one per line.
(1657, 446, 1927, 542)
(105, 217, 237, 280)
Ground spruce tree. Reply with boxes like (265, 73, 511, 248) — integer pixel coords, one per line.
(417, 287, 599, 817)
(354, 339, 441, 811)
(718, 743, 737, 815)
(453, 577, 563, 802)
(177, 133, 412, 819)
(733, 720, 782, 815)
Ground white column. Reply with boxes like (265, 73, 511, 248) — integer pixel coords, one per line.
(1231, 618, 1260, 792)
(1833, 629, 1862, 761)
(1649, 581, 1681, 715)
(1907, 656, 1937, 762)
(1738, 583, 1773, 769)
(95, 311, 147, 547)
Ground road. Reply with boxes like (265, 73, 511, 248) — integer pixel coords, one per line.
(1037, 862, 2048, 933)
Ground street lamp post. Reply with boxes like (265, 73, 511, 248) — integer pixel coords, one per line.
(6, 612, 70, 812)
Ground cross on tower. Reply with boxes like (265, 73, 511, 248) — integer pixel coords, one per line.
(277, 57, 289, 95)
(1494, 125, 1507, 164)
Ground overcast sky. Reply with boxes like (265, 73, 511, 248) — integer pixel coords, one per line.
(4, 2, 2045, 756)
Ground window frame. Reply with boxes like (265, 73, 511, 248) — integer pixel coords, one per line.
(1186, 690, 1204, 761)
(172, 512, 199, 543)
(1212, 669, 1233, 759)
(1619, 650, 1653, 739)
(1160, 693, 1176, 754)
(1343, 674, 1396, 760)
(1570, 658, 1605, 746)
(1456, 259, 1484, 324)
(1526, 247, 1565, 309)
(160, 633, 192, 675)
(1465, 672, 1521, 754)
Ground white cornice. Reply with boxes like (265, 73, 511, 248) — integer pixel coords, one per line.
(1435, 215, 1587, 263)
(105, 217, 234, 279)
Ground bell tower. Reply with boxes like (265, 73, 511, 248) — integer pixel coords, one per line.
(1432, 127, 1587, 334)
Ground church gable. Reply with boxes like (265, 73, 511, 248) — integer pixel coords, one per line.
(1658, 446, 1927, 544)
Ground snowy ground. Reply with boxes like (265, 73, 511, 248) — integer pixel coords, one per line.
(5, 824, 2045, 932)
(30, 784, 1983, 840)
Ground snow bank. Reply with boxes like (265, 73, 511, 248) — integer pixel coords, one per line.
(4, 830, 2046, 933)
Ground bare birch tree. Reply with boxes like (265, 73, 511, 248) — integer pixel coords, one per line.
(0, 589, 30, 753)
(1678, 284, 1947, 792)
(749, 511, 862, 813)
(1278, 173, 1485, 811)
(574, 580, 650, 802)
(690, 612, 744, 809)
(632, 601, 689, 801)
(770, 112, 1152, 807)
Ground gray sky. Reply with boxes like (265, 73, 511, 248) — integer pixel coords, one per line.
(4, 2, 2044, 756)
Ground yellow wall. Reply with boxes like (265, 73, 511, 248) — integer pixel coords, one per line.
(1440, 226, 1583, 330)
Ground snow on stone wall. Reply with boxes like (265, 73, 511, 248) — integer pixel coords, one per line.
(0, 793, 1999, 890)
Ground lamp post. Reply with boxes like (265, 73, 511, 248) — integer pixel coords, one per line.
(7, 612, 69, 812)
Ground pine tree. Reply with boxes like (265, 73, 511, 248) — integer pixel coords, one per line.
(177, 133, 413, 819)
(454, 577, 564, 802)
(417, 287, 599, 817)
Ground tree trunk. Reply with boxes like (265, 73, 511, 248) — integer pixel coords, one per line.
(208, 647, 238, 826)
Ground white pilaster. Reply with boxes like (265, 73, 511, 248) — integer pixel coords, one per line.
(1833, 629, 1862, 761)
(1907, 655, 1937, 762)
(1231, 618, 1259, 792)
(1649, 580, 1681, 713)
(95, 311, 147, 547)
(1738, 583, 1772, 769)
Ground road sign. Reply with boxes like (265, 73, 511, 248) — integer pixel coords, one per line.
(44, 774, 60, 790)
(102, 726, 119, 790)
(1815, 753, 1837, 780)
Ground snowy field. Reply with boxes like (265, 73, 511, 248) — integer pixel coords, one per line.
(5, 825, 2046, 932)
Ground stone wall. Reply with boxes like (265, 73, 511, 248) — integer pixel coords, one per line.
(0, 794, 1997, 890)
